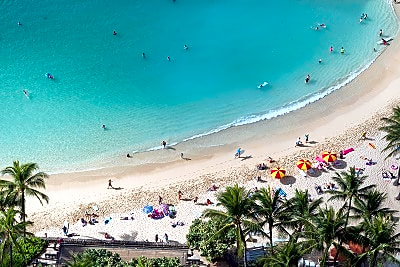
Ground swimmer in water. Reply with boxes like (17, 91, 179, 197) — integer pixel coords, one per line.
(319, 23, 326, 28)
(167, 56, 171, 61)
(259, 83, 264, 88)
(359, 18, 363, 23)
(18, 21, 21, 26)
(318, 59, 322, 64)
(23, 90, 28, 97)
(329, 46, 333, 52)
(364, 13, 368, 19)
(305, 74, 310, 83)
(373, 48, 377, 52)
(340, 47, 345, 54)
(314, 26, 319, 30)
(142, 52, 146, 58)
(102, 124, 106, 129)
(379, 29, 383, 36)
(184, 44, 188, 50)
(113, 30, 117, 35)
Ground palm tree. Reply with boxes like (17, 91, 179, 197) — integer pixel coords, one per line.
(380, 106, 400, 159)
(352, 190, 396, 220)
(257, 241, 311, 267)
(0, 207, 33, 267)
(302, 206, 346, 266)
(202, 184, 258, 267)
(356, 215, 400, 267)
(252, 187, 287, 255)
(0, 189, 18, 213)
(280, 189, 323, 241)
(328, 167, 375, 230)
(0, 161, 49, 235)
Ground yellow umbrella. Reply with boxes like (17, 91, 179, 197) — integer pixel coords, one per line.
(322, 151, 337, 162)
(270, 167, 286, 179)
(297, 159, 312, 171)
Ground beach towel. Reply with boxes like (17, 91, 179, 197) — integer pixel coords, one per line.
(315, 156, 325, 163)
(342, 148, 354, 155)
(275, 188, 287, 197)
(298, 169, 307, 178)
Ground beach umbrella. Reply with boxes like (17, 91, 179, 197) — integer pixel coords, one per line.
(142, 205, 153, 214)
(270, 167, 286, 179)
(296, 159, 312, 171)
(322, 151, 337, 162)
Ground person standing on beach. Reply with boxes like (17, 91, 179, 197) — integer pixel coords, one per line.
(155, 234, 158, 242)
(164, 233, 169, 243)
(158, 196, 163, 205)
(178, 190, 183, 200)
(305, 134, 309, 143)
(107, 179, 113, 189)
(180, 152, 184, 159)
(162, 140, 167, 148)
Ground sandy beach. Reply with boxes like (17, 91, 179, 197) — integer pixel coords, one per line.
(21, 3, 400, 248)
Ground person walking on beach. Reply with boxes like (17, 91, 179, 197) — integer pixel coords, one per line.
(305, 133, 309, 143)
(236, 148, 242, 158)
(162, 140, 167, 148)
(178, 190, 183, 200)
(180, 152, 184, 159)
(164, 233, 169, 243)
(107, 179, 113, 189)
(158, 195, 163, 205)
(361, 132, 367, 140)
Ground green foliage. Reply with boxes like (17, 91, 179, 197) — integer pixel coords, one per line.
(187, 218, 236, 262)
(1, 237, 46, 267)
(67, 249, 182, 267)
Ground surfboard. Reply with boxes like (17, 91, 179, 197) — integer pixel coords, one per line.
(377, 37, 393, 44)
(258, 82, 268, 89)
(368, 143, 376, 149)
(235, 149, 245, 157)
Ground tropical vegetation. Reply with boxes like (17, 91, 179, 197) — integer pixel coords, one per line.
(0, 161, 49, 267)
(195, 167, 400, 267)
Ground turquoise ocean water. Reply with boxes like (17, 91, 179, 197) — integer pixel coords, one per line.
(0, 0, 397, 171)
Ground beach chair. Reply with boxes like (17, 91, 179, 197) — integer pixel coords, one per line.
(276, 188, 287, 198)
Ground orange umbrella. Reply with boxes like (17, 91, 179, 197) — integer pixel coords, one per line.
(322, 151, 337, 162)
(270, 167, 286, 179)
(296, 159, 312, 171)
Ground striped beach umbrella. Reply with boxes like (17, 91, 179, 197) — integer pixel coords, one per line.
(296, 159, 312, 171)
(322, 151, 337, 162)
(270, 167, 286, 179)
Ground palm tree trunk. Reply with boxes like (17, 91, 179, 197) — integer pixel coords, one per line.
(334, 197, 353, 264)
(9, 244, 13, 267)
(321, 245, 330, 267)
(238, 224, 247, 267)
(21, 189, 25, 237)
(269, 222, 274, 255)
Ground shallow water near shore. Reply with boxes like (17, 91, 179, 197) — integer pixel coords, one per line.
(0, 0, 397, 171)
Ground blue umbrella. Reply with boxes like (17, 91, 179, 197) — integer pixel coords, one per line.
(143, 205, 153, 214)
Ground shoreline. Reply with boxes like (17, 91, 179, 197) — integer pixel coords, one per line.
(43, 1, 399, 175)
(26, 2, 400, 243)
